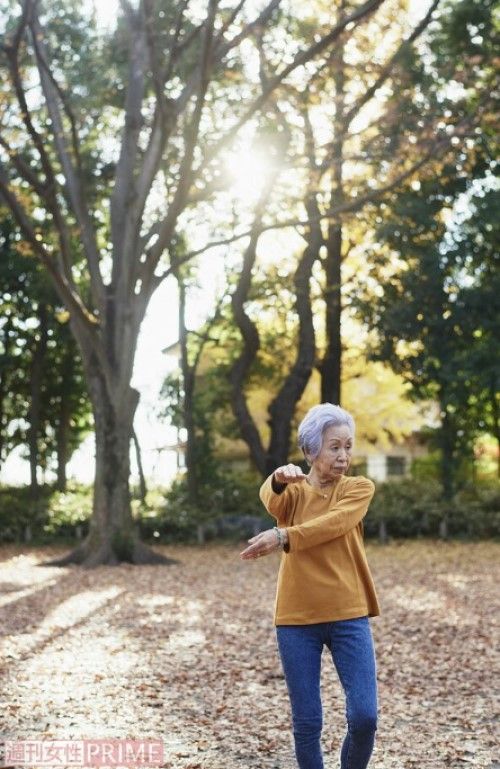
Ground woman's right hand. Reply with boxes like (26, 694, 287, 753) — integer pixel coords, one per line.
(274, 464, 307, 484)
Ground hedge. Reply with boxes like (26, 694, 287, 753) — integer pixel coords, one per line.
(0, 472, 498, 545)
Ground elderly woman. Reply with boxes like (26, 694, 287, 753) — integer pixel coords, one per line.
(240, 403, 381, 769)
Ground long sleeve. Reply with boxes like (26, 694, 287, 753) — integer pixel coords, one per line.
(259, 474, 296, 525)
(285, 477, 375, 552)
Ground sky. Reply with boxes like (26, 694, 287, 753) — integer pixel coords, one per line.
(0, 0, 436, 488)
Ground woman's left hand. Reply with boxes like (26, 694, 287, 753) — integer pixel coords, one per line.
(240, 529, 281, 560)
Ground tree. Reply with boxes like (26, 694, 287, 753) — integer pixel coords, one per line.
(442, 187, 500, 477)
(44, 315, 93, 491)
(354, 177, 499, 513)
(0, 208, 92, 492)
(0, 0, 387, 565)
(226, 0, 468, 472)
(172, 272, 425, 484)
(352, 0, 498, 512)
(163, 246, 226, 508)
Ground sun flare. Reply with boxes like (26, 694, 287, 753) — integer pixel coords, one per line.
(224, 148, 274, 206)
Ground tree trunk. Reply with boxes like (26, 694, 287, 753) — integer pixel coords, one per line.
(132, 428, 147, 503)
(320, 20, 346, 406)
(230, 231, 267, 476)
(438, 403, 455, 542)
(321, 222, 343, 405)
(41, 352, 175, 567)
(29, 302, 48, 498)
(440, 407, 456, 499)
(178, 278, 199, 505)
(56, 395, 69, 491)
(183, 369, 197, 501)
(56, 348, 73, 492)
(266, 196, 321, 474)
(0, 373, 4, 467)
(0, 316, 13, 466)
(489, 373, 500, 479)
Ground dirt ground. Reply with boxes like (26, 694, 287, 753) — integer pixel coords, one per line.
(0, 539, 498, 769)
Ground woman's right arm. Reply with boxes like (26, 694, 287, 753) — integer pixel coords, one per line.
(259, 464, 306, 524)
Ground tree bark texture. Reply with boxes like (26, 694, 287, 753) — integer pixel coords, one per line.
(132, 428, 147, 503)
(230, 230, 267, 476)
(489, 373, 500, 479)
(177, 278, 199, 506)
(0, 316, 13, 465)
(55, 347, 73, 492)
(320, 20, 346, 406)
(29, 302, 48, 498)
(266, 197, 322, 474)
(43, 333, 175, 567)
(439, 403, 456, 543)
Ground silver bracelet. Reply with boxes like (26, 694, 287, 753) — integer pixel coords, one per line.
(273, 526, 284, 549)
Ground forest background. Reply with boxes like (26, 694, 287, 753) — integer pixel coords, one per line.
(0, 0, 498, 565)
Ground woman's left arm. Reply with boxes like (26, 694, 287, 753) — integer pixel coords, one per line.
(283, 477, 375, 553)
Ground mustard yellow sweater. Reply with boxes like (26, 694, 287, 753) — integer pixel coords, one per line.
(259, 473, 381, 625)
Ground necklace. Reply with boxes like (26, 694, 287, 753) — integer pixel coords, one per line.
(305, 476, 339, 495)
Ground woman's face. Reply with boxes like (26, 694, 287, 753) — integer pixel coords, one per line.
(310, 423, 353, 479)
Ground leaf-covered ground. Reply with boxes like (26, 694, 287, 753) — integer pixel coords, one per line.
(0, 540, 498, 769)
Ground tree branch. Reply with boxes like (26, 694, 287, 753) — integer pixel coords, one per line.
(2, 2, 97, 298)
(266, 190, 322, 471)
(0, 164, 97, 328)
(189, 291, 228, 375)
(0, 135, 76, 285)
(137, 0, 387, 295)
(109, 2, 149, 294)
(193, 0, 387, 182)
(29, 10, 105, 314)
(343, 0, 441, 129)
(213, 0, 280, 62)
(229, 206, 270, 476)
(163, 0, 193, 84)
(2, 4, 63, 205)
(213, 0, 247, 48)
(140, 0, 218, 292)
(147, 122, 469, 291)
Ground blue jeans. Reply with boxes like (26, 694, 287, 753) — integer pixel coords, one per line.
(276, 616, 378, 769)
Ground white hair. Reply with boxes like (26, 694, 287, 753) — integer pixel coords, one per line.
(298, 403, 355, 462)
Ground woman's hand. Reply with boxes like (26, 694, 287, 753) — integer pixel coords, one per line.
(240, 528, 287, 560)
(274, 464, 307, 484)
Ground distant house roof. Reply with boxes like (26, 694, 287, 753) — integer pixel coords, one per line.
(162, 340, 180, 356)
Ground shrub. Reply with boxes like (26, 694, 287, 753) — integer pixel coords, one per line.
(0, 485, 49, 542)
(1, 472, 498, 546)
(0, 483, 92, 543)
(366, 477, 500, 539)
(137, 469, 268, 543)
(42, 485, 92, 536)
